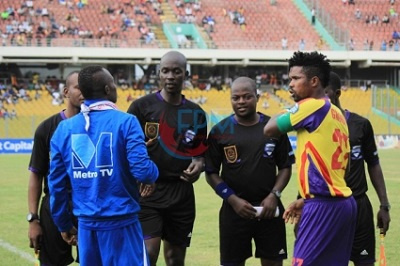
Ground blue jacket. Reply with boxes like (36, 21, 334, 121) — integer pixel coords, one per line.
(48, 107, 158, 232)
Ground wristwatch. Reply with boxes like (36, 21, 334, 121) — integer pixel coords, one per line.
(271, 189, 281, 199)
(380, 204, 391, 211)
(26, 213, 39, 222)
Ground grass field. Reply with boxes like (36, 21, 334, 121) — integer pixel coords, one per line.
(0, 150, 399, 266)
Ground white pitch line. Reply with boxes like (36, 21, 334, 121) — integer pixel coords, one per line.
(0, 238, 35, 263)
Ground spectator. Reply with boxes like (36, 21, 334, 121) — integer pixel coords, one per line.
(381, 40, 387, 51)
(382, 14, 390, 24)
(389, 7, 397, 17)
(392, 30, 399, 40)
(311, 8, 316, 25)
(389, 39, 394, 50)
(299, 39, 305, 51)
(355, 9, 362, 20)
(365, 15, 370, 24)
(193, 1, 201, 12)
(349, 39, 355, 50)
(238, 15, 246, 30)
(363, 39, 369, 50)
(394, 40, 399, 51)
(369, 40, 374, 50)
(281, 37, 288, 50)
(10, 109, 17, 119)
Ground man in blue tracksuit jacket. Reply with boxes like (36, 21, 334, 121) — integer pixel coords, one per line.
(48, 65, 159, 266)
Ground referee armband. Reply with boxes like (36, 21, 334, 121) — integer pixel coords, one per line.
(215, 182, 235, 200)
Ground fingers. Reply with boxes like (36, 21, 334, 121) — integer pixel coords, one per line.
(146, 138, 156, 146)
(283, 211, 301, 224)
(140, 184, 154, 197)
(180, 171, 200, 183)
(29, 237, 40, 252)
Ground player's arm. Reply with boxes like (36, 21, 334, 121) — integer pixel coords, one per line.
(264, 112, 293, 138)
(126, 116, 159, 184)
(181, 156, 204, 183)
(205, 172, 257, 219)
(363, 119, 390, 234)
(28, 171, 43, 253)
(48, 131, 74, 234)
(368, 163, 391, 234)
(205, 128, 256, 219)
(260, 167, 292, 218)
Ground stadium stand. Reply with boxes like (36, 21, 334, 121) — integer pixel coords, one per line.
(306, 0, 400, 50)
(0, 0, 165, 48)
(0, 0, 331, 50)
(169, 0, 326, 50)
(3, 85, 399, 138)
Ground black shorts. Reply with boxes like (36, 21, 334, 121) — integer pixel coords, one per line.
(350, 194, 375, 264)
(39, 195, 76, 265)
(219, 201, 287, 265)
(139, 181, 195, 247)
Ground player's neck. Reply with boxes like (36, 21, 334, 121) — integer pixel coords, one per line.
(160, 89, 182, 105)
(63, 106, 80, 119)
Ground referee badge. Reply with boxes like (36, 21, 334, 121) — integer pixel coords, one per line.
(224, 145, 238, 163)
(263, 142, 276, 158)
(145, 122, 159, 140)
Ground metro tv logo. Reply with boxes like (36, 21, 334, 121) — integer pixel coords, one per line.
(72, 133, 114, 178)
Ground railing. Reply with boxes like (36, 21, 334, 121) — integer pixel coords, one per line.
(1, 37, 329, 50)
(303, 0, 350, 48)
(1, 38, 172, 49)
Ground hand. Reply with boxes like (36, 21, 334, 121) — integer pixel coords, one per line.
(283, 198, 304, 224)
(28, 220, 42, 253)
(146, 138, 156, 146)
(258, 194, 279, 219)
(377, 209, 390, 235)
(180, 160, 203, 183)
(61, 226, 77, 246)
(139, 183, 156, 197)
(228, 195, 257, 219)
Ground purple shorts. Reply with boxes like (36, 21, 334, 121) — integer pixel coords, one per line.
(292, 196, 357, 266)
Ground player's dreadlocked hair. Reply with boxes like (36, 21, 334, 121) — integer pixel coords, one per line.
(78, 65, 106, 99)
(288, 51, 331, 88)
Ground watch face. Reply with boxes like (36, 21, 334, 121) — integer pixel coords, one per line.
(27, 213, 38, 222)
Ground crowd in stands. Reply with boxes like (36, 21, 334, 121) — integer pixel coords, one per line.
(226, 6, 247, 30)
(0, 0, 163, 47)
(339, 0, 400, 50)
(0, 72, 69, 117)
(175, 0, 201, 24)
(1, 0, 400, 50)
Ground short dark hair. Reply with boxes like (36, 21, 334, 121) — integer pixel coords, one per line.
(328, 72, 341, 91)
(78, 65, 105, 99)
(288, 51, 331, 88)
(65, 71, 79, 87)
(232, 77, 257, 94)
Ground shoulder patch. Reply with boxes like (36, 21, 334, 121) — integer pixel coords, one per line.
(288, 103, 299, 114)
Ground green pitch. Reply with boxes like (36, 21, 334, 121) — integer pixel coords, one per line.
(0, 150, 399, 265)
